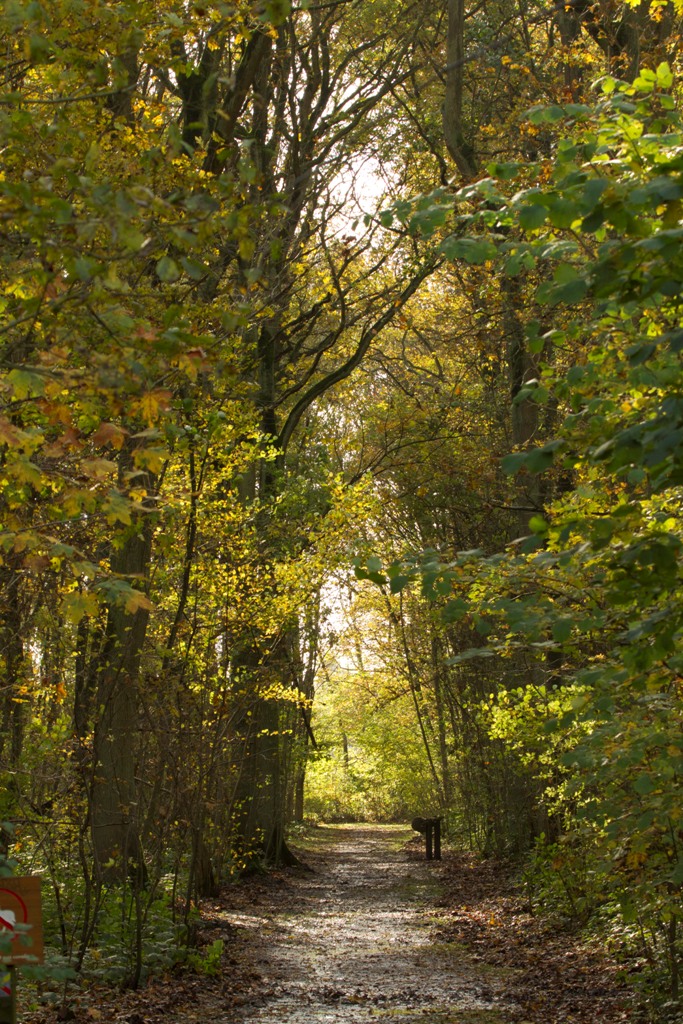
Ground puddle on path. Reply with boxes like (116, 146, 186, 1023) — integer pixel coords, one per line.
(219, 825, 516, 1024)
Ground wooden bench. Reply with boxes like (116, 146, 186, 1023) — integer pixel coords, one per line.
(411, 816, 442, 860)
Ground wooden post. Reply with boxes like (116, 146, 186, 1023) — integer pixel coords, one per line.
(434, 818, 441, 860)
(426, 819, 433, 860)
(0, 966, 16, 1024)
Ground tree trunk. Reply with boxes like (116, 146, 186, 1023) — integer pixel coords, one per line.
(90, 447, 154, 886)
(443, 0, 478, 180)
(431, 637, 452, 810)
(0, 562, 27, 765)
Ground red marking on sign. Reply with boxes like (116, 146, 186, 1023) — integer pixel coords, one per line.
(0, 913, 14, 932)
(0, 889, 28, 925)
(0, 877, 43, 964)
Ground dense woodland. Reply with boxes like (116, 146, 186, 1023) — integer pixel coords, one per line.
(1, 0, 683, 1015)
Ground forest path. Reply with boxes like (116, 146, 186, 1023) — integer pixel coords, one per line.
(211, 823, 514, 1024)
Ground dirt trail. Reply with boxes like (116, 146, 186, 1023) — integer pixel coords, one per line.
(216, 824, 515, 1024)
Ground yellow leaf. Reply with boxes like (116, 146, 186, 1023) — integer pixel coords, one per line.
(124, 590, 154, 614)
(103, 492, 132, 525)
(132, 446, 166, 474)
(61, 591, 100, 625)
(8, 456, 43, 487)
(131, 389, 173, 425)
(81, 458, 117, 480)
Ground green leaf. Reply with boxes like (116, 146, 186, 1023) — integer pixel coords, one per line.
(527, 104, 566, 125)
(487, 161, 523, 180)
(389, 574, 410, 594)
(581, 206, 605, 232)
(409, 202, 449, 235)
(536, 266, 588, 306)
(664, 328, 683, 353)
(519, 204, 547, 230)
(441, 597, 468, 623)
(258, 0, 291, 25)
(625, 341, 657, 365)
(547, 197, 581, 228)
(440, 236, 498, 264)
(656, 62, 673, 89)
(156, 256, 181, 283)
(633, 774, 657, 796)
(525, 440, 563, 473)
(581, 178, 608, 210)
(633, 71, 655, 93)
(501, 451, 529, 475)
(27, 33, 53, 64)
(552, 618, 572, 643)
(72, 256, 100, 281)
(179, 257, 206, 281)
(505, 249, 536, 275)
(669, 859, 683, 885)
(7, 369, 45, 399)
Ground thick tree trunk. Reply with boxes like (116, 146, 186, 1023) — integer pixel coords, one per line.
(230, 635, 294, 866)
(443, 0, 478, 180)
(0, 563, 27, 764)
(503, 276, 541, 536)
(90, 570, 150, 884)
(90, 448, 154, 886)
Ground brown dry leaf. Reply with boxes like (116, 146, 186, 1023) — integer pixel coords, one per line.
(92, 421, 128, 449)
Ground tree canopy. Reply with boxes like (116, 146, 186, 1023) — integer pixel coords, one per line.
(1, 0, 683, 1013)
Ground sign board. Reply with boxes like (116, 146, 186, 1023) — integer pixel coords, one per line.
(0, 878, 43, 965)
